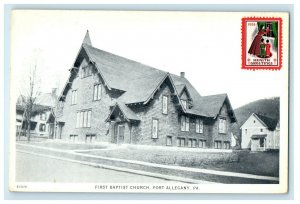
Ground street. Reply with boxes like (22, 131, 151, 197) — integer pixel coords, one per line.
(16, 152, 182, 183)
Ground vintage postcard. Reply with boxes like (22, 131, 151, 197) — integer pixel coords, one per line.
(9, 10, 289, 193)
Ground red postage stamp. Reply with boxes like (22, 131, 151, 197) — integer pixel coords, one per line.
(241, 17, 282, 70)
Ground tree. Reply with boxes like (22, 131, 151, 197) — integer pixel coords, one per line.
(22, 66, 40, 142)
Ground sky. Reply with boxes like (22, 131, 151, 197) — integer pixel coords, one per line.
(10, 10, 287, 109)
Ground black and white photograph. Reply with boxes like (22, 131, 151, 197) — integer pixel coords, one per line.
(9, 10, 289, 193)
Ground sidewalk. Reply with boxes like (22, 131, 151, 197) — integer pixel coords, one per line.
(16, 143, 279, 184)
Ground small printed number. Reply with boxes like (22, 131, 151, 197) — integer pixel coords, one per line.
(16, 185, 27, 189)
(248, 22, 256, 26)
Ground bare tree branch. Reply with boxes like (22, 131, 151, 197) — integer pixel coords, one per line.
(20, 64, 40, 142)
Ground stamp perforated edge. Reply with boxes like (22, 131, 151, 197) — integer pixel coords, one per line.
(241, 17, 283, 71)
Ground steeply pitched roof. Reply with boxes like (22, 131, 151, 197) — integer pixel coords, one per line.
(35, 92, 57, 107)
(82, 44, 203, 105)
(255, 113, 278, 131)
(60, 32, 236, 121)
(106, 102, 140, 122)
(17, 91, 57, 108)
(185, 93, 236, 122)
(193, 94, 228, 117)
(175, 84, 186, 95)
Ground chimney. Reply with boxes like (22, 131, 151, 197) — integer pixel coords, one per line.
(180, 72, 185, 78)
(51, 88, 57, 96)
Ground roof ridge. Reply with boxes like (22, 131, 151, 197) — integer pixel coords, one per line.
(201, 93, 227, 98)
(83, 44, 181, 77)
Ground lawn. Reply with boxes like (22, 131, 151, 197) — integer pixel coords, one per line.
(18, 140, 279, 177)
(210, 150, 279, 177)
(83, 147, 279, 177)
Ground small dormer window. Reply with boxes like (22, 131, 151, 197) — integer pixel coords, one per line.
(254, 120, 256, 123)
(80, 58, 92, 78)
(181, 99, 187, 109)
(82, 66, 92, 78)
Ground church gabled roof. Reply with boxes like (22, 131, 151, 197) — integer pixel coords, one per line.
(105, 102, 140, 122)
(185, 93, 236, 122)
(59, 31, 237, 121)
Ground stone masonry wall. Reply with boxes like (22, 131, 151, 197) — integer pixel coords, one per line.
(130, 81, 225, 148)
(59, 58, 113, 143)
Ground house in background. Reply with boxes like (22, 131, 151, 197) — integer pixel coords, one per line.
(16, 88, 58, 139)
(240, 113, 280, 151)
(57, 31, 237, 149)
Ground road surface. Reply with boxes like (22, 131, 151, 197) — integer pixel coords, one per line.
(16, 152, 182, 183)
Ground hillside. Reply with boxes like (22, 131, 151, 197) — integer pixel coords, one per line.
(232, 97, 280, 143)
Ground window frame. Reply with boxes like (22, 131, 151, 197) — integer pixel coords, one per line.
(83, 111, 88, 127)
(71, 89, 77, 105)
(188, 138, 197, 148)
(152, 118, 159, 139)
(87, 110, 92, 127)
(81, 64, 92, 78)
(166, 136, 172, 146)
(192, 139, 197, 148)
(199, 139, 206, 148)
(188, 138, 192, 148)
(76, 109, 92, 128)
(86, 134, 96, 143)
(195, 118, 203, 134)
(181, 99, 187, 110)
(177, 137, 185, 147)
(180, 115, 190, 132)
(162, 95, 168, 115)
(93, 83, 102, 101)
(224, 141, 231, 149)
(214, 140, 222, 149)
(218, 118, 227, 134)
(70, 134, 78, 142)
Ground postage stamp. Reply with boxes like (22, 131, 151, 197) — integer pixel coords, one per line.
(241, 17, 283, 70)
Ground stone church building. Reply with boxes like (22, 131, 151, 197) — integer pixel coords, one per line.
(57, 31, 237, 149)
